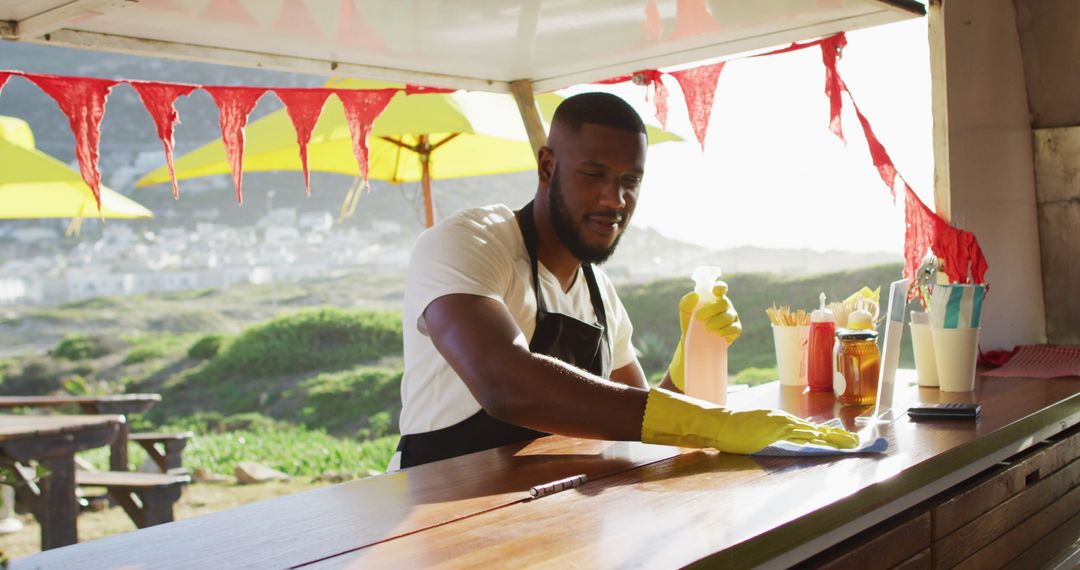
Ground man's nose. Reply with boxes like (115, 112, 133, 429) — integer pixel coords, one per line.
(598, 180, 627, 209)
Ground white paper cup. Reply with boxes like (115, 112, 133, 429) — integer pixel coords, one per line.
(772, 325, 809, 386)
(910, 322, 939, 387)
(930, 327, 980, 392)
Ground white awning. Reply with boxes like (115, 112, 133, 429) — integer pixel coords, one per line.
(1, 0, 924, 92)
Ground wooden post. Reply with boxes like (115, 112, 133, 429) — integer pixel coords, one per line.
(37, 455, 77, 550)
(928, 0, 951, 221)
(419, 135, 435, 228)
(509, 79, 547, 156)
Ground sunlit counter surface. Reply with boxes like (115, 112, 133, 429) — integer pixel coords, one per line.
(18, 371, 1080, 569)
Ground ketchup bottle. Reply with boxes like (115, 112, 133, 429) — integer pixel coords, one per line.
(808, 292, 836, 392)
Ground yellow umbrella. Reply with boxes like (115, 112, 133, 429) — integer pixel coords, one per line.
(0, 116, 154, 220)
(137, 79, 680, 226)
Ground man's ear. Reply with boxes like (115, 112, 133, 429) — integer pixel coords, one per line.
(537, 146, 555, 186)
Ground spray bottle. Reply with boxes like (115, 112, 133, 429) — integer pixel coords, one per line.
(684, 266, 728, 404)
(808, 292, 836, 392)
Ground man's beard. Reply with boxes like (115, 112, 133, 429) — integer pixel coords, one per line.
(548, 170, 626, 265)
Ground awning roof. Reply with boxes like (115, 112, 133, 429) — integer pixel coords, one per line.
(1, 0, 924, 92)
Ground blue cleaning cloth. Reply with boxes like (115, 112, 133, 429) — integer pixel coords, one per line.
(751, 420, 889, 457)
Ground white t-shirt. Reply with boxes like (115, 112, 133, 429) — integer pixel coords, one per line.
(391, 204, 636, 469)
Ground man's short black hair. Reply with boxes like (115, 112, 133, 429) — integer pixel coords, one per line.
(551, 92, 647, 137)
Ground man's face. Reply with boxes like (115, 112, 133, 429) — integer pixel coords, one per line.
(545, 123, 647, 264)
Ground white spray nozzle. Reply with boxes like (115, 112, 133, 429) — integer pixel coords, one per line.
(848, 298, 874, 330)
(691, 265, 723, 302)
(811, 291, 834, 323)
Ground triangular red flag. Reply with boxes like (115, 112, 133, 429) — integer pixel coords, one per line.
(27, 74, 118, 210)
(644, 0, 663, 42)
(204, 86, 266, 204)
(336, 0, 385, 49)
(820, 33, 847, 142)
(904, 184, 987, 287)
(273, 0, 323, 39)
(833, 72, 987, 287)
(673, 0, 721, 38)
(130, 81, 198, 199)
(273, 88, 332, 196)
(669, 62, 725, 150)
(203, 0, 256, 25)
(0, 72, 11, 95)
(334, 89, 397, 187)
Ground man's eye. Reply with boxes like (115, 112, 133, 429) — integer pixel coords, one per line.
(622, 177, 642, 188)
(583, 172, 604, 179)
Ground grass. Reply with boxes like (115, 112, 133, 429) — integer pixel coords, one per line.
(78, 413, 399, 477)
(194, 307, 402, 382)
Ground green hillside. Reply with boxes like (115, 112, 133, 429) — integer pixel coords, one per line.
(0, 263, 914, 476)
(620, 263, 914, 382)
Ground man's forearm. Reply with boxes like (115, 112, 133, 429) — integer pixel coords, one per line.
(476, 350, 649, 442)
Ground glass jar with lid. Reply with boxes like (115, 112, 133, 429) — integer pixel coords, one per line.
(834, 329, 880, 407)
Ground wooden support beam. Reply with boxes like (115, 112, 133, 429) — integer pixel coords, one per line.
(928, 0, 951, 221)
(14, 0, 132, 40)
(509, 80, 547, 156)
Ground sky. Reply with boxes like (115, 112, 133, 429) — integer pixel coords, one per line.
(562, 17, 934, 254)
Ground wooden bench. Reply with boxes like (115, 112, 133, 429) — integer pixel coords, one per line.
(128, 431, 193, 474)
(75, 471, 190, 528)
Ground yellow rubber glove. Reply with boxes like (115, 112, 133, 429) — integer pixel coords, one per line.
(667, 282, 742, 391)
(640, 388, 859, 454)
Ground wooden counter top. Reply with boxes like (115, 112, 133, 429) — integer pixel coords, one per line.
(18, 371, 1080, 569)
(311, 372, 1079, 569)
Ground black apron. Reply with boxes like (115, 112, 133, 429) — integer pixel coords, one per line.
(397, 201, 612, 468)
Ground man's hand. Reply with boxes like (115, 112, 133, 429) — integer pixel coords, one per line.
(666, 282, 742, 391)
(640, 389, 859, 454)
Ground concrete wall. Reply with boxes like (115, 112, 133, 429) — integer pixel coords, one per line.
(1015, 0, 1080, 344)
(1014, 0, 1080, 129)
(1030, 128, 1080, 344)
(931, 0, 1047, 349)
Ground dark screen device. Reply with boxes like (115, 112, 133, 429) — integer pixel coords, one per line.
(907, 402, 981, 420)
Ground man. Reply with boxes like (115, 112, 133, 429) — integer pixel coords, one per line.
(390, 92, 855, 470)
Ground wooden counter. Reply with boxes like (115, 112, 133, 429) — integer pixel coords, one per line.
(17, 371, 1080, 569)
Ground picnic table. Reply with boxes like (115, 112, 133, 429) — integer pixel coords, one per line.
(0, 394, 160, 472)
(15, 371, 1080, 568)
(0, 414, 121, 550)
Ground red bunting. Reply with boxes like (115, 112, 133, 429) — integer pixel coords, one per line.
(669, 62, 725, 150)
(904, 185, 987, 286)
(274, 88, 332, 196)
(673, 0, 721, 38)
(594, 70, 669, 128)
(404, 84, 455, 95)
(130, 81, 198, 199)
(0, 72, 10, 95)
(203, 0, 256, 25)
(644, 0, 663, 42)
(839, 76, 987, 287)
(274, 0, 323, 39)
(820, 34, 847, 142)
(27, 74, 117, 210)
(336, 0, 385, 49)
(204, 86, 266, 204)
(335, 89, 397, 187)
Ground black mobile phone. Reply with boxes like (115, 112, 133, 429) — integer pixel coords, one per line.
(907, 402, 981, 420)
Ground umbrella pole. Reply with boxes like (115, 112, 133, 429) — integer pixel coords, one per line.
(420, 135, 435, 228)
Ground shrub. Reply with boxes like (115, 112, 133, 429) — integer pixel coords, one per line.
(188, 334, 230, 360)
(293, 367, 402, 435)
(198, 308, 402, 381)
(52, 335, 111, 360)
(123, 346, 165, 365)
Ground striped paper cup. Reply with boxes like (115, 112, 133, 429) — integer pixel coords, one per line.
(929, 284, 987, 329)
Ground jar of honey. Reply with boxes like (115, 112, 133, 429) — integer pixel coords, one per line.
(834, 329, 880, 407)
